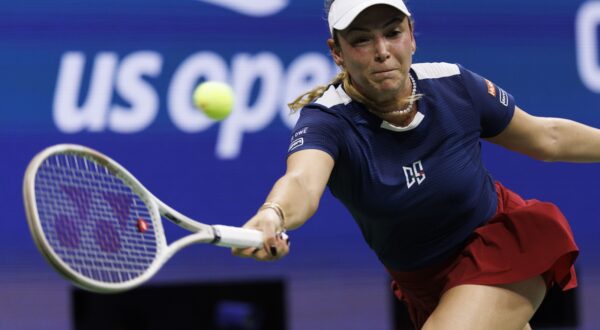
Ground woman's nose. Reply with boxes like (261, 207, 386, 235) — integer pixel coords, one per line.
(374, 37, 391, 62)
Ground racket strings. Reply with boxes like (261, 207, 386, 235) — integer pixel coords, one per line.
(35, 153, 161, 284)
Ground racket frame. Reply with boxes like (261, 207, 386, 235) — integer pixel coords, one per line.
(23, 144, 265, 293)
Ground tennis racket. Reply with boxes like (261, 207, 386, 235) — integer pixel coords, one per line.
(23, 144, 284, 293)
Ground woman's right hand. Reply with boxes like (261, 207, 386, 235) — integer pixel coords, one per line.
(231, 150, 334, 261)
(231, 208, 290, 261)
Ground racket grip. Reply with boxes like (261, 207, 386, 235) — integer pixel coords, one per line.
(212, 225, 289, 248)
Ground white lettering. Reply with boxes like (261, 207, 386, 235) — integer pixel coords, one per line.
(53, 52, 118, 132)
(110, 51, 162, 133)
(403, 160, 425, 189)
(577, 2, 600, 93)
(281, 53, 335, 128)
(292, 127, 308, 139)
(217, 52, 283, 159)
(53, 50, 337, 159)
(499, 88, 508, 107)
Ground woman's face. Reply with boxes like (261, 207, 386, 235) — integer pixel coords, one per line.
(329, 5, 416, 104)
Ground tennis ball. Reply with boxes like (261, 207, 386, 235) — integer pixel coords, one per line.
(192, 81, 234, 121)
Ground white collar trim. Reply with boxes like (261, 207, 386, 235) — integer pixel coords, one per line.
(380, 112, 425, 132)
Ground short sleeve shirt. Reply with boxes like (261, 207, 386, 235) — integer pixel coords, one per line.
(288, 63, 516, 270)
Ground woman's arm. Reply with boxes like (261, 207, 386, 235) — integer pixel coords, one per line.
(232, 149, 334, 260)
(486, 106, 600, 162)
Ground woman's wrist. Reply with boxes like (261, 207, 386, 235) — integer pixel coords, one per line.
(259, 202, 286, 233)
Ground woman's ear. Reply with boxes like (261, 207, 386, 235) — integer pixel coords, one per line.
(327, 38, 344, 67)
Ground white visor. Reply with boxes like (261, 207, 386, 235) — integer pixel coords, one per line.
(328, 0, 411, 35)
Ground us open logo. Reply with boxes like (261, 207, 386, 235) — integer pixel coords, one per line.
(403, 160, 426, 188)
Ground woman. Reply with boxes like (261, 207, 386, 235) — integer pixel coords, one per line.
(233, 0, 593, 329)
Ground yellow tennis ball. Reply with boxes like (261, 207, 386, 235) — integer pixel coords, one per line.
(192, 81, 234, 121)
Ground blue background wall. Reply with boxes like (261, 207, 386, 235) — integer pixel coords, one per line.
(2, 1, 600, 329)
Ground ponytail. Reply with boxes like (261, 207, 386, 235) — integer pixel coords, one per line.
(287, 71, 347, 113)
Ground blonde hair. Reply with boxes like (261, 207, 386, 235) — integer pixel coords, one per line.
(288, 71, 345, 113)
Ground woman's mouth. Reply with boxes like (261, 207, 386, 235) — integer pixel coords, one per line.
(372, 69, 397, 79)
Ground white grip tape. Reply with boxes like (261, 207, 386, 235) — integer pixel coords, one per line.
(212, 225, 263, 248)
(212, 225, 289, 248)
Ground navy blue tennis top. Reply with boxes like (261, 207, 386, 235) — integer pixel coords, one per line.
(287, 63, 516, 270)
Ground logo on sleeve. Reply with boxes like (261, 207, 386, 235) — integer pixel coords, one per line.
(288, 138, 304, 152)
(291, 126, 308, 141)
(403, 160, 426, 188)
(485, 79, 509, 107)
(485, 79, 497, 97)
(289, 126, 308, 151)
(498, 88, 509, 107)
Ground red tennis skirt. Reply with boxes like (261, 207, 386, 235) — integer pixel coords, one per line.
(387, 182, 579, 329)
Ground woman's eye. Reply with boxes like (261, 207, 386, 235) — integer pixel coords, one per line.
(351, 37, 369, 45)
(387, 30, 401, 38)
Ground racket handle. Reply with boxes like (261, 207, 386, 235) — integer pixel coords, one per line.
(212, 225, 289, 248)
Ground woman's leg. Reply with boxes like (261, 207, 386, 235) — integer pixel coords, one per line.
(421, 276, 546, 330)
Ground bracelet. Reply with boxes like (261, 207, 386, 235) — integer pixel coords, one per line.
(259, 202, 286, 232)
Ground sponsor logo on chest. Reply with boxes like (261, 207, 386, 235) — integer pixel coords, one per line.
(403, 160, 426, 188)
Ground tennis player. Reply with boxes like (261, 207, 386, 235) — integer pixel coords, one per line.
(233, 1, 593, 329)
